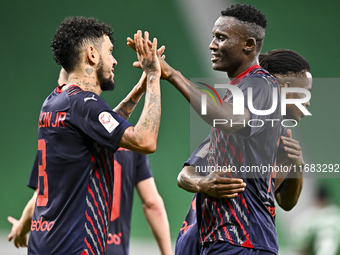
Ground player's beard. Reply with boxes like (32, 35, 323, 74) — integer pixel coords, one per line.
(97, 56, 115, 91)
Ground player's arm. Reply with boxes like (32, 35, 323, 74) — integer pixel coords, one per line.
(177, 165, 246, 199)
(113, 72, 147, 120)
(126, 37, 250, 134)
(118, 31, 161, 154)
(113, 46, 165, 120)
(275, 129, 304, 211)
(7, 189, 37, 248)
(136, 178, 173, 255)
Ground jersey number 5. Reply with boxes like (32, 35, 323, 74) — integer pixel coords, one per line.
(37, 139, 48, 206)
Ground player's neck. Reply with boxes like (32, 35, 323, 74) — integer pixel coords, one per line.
(66, 71, 102, 95)
(227, 59, 259, 79)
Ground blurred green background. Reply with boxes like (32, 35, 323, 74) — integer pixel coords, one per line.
(1, 0, 339, 253)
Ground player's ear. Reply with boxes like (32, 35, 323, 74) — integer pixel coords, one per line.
(86, 46, 98, 65)
(282, 81, 291, 97)
(244, 37, 256, 53)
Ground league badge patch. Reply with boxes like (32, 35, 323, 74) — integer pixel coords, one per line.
(99, 112, 119, 133)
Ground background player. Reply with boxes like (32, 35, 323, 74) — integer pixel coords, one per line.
(260, 49, 312, 210)
(27, 17, 162, 254)
(291, 185, 340, 255)
(175, 49, 312, 255)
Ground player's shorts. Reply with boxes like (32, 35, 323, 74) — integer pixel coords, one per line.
(201, 241, 276, 255)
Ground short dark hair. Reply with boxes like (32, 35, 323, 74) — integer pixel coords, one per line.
(221, 4, 267, 29)
(221, 4, 267, 52)
(259, 49, 311, 77)
(51, 16, 114, 73)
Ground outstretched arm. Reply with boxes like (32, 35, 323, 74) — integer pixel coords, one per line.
(8, 189, 37, 248)
(275, 129, 304, 211)
(136, 178, 173, 255)
(127, 37, 250, 134)
(177, 165, 246, 199)
(118, 31, 161, 154)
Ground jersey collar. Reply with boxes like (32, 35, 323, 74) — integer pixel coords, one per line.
(56, 84, 82, 94)
(229, 65, 261, 85)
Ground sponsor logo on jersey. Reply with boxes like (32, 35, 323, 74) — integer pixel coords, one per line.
(180, 221, 195, 234)
(31, 217, 55, 232)
(266, 206, 276, 217)
(99, 112, 119, 133)
(84, 95, 97, 102)
(107, 232, 122, 245)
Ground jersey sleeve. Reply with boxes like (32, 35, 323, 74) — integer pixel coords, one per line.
(27, 152, 39, 190)
(238, 75, 279, 137)
(184, 134, 210, 167)
(135, 153, 153, 185)
(71, 92, 132, 151)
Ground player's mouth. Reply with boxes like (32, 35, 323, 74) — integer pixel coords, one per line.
(111, 68, 114, 77)
(211, 52, 220, 62)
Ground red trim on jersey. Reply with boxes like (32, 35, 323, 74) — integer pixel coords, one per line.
(56, 84, 67, 94)
(241, 238, 254, 248)
(87, 185, 106, 239)
(236, 194, 250, 213)
(85, 210, 104, 254)
(84, 237, 95, 255)
(229, 65, 261, 85)
(227, 199, 248, 237)
(215, 200, 234, 244)
(99, 148, 111, 215)
(95, 169, 110, 220)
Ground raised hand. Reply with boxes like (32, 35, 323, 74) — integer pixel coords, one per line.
(128, 36, 172, 79)
(134, 31, 160, 75)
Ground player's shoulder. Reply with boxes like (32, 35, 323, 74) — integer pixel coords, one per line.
(65, 86, 111, 112)
(250, 67, 277, 85)
(65, 86, 101, 102)
(241, 67, 278, 91)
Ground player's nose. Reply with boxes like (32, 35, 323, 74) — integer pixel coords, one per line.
(209, 38, 218, 50)
(113, 57, 117, 66)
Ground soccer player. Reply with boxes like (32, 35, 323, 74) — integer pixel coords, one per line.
(259, 49, 312, 209)
(129, 4, 314, 254)
(8, 63, 172, 254)
(139, 3, 282, 254)
(175, 49, 312, 255)
(8, 149, 173, 255)
(24, 16, 162, 255)
(107, 149, 172, 255)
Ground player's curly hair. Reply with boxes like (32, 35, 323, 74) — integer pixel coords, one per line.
(51, 16, 114, 73)
(221, 4, 267, 29)
(259, 49, 311, 78)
